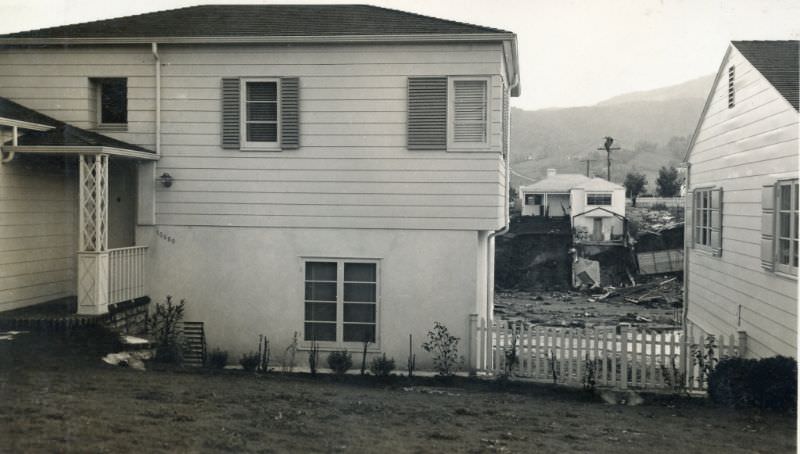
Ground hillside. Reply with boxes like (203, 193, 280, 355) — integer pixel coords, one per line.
(510, 74, 714, 189)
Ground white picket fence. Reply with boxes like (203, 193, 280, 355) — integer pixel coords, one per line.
(470, 317, 745, 393)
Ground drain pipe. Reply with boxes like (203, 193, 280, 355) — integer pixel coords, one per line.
(151, 42, 161, 156)
(486, 72, 520, 319)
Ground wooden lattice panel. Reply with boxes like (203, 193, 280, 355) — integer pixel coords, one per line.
(79, 155, 109, 252)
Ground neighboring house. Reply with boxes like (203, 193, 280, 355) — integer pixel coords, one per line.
(684, 40, 798, 359)
(519, 169, 626, 242)
(0, 5, 520, 366)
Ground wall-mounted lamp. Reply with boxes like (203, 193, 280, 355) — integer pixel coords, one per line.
(157, 172, 173, 188)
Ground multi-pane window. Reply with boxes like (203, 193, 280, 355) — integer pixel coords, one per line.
(695, 189, 712, 246)
(304, 260, 378, 344)
(776, 180, 798, 273)
(449, 78, 489, 148)
(242, 79, 279, 147)
(586, 193, 612, 206)
(525, 194, 543, 205)
(694, 188, 723, 253)
(92, 78, 127, 125)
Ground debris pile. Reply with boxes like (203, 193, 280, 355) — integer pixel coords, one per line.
(495, 276, 682, 329)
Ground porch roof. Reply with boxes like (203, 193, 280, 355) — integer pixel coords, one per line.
(0, 97, 156, 160)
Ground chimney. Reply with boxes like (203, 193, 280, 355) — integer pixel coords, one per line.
(546, 168, 557, 177)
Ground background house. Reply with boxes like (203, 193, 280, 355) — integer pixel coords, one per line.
(519, 169, 626, 242)
(0, 5, 520, 367)
(684, 40, 798, 359)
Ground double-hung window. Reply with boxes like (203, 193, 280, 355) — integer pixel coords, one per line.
(304, 260, 378, 344)
(587, 193, 612, 206)
(241, 78, 279, 149)
(775, 180, 798, 273)
(448, 77, 490, 149)
(91, 78, 127, 128)
(693, 187, 723, 254)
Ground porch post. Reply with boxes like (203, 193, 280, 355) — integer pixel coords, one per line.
(77, 154, 110, 315)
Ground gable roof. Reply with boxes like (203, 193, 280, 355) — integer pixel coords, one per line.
(573, 177, 624, 191)
(1, 4, 508, 39)
(732, 40, 799, 111)
(0, 97, 152, 153)
(519, 174, 592, 193)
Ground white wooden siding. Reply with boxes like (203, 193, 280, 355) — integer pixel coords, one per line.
(687, 46, 799, 358)
(0, 159, 77, 311)
(0, 43, 507, 231)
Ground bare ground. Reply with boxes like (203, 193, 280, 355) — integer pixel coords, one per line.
(0, 332, 795, 453)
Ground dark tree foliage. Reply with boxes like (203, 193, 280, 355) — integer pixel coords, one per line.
(623, 172, 648, 206)
(656, 165, 682, 197)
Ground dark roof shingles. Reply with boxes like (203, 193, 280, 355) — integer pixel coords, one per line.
(0, 97, 151, 152)
(732, 40, 799, 111)
(1, 4, 508, 39)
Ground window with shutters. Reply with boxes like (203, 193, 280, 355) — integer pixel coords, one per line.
(775, 179, 798, 274)
(694, 187, 723, 253)
(448, 77, 490, 149)
(240, 78, 280, 149)
(304, 260, 379, 345)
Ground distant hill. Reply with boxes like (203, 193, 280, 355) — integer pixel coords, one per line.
(510, 74, 714, 191)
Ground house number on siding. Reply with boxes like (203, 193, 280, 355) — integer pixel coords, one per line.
(156, 230, 175, 244)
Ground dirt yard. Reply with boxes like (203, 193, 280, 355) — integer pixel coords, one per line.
(495, 275, 683, 330)
(0, 332, 795, 453)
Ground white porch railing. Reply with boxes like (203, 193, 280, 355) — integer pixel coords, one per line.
(108, 246, 148, 305)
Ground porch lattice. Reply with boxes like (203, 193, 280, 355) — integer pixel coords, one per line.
(77, 154, 110, 315)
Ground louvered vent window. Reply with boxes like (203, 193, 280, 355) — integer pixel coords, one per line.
(452, 80, 488, 144)
(728, 66, 735, 108)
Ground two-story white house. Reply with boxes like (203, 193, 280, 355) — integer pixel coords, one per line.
(684, 40, 798, 359)
(519, 169, 626, 242)
(0, 5, 520, 367)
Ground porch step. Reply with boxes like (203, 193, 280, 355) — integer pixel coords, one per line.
(180, 321, 206, 367)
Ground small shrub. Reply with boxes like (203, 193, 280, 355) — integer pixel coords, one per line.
(207, 348, 228, 369)
(327, 350, 353, 375)
(308, 340, 320, 377)
(369, 353, 396, 377)
(147, 296, 186, 364)
(708, 355, 797, 413)
(239, 352, 260, 372)
(422, 322, 461, 377)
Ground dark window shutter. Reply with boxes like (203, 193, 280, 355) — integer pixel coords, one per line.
(221, 78, 240, 149)
(710, 188, 723, 256)
(761, 184, 776, 270)
(280, 77, 300, 150)
(685, 191, 694, 248)
(407, 77, 447, 150)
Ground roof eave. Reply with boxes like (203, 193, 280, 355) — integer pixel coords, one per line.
(0, 117, 55, 131)
(1, 145, 158, 160)
(0, 32, 517, 46)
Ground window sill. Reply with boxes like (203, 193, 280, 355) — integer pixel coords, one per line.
(446, 146, 495, 153)
(299, 342, 381, 353)
(772, 269, 798, 280)
(691, 246, 722, 258)
(240, 146, 282, 152)
(94, 124, 128, 132)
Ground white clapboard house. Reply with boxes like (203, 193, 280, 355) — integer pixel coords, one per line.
(0, 5, 520, 366)
(684, 40, 798, 358)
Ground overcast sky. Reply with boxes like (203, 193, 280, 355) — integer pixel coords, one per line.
(1, 0, 797, 110)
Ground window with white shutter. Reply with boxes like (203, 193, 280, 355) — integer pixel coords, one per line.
(775, 179, 798, 274)
(448, 77, 490, 149)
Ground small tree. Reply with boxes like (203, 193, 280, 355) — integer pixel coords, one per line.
(422, 322, 461, 377)
(656, 165, 682, 197)
(623, 172, 647, 206)
(147, 296, 185, 363)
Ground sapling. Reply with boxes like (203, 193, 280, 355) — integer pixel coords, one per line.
(308, 339, 320, 377)
(422, 322, 461, 377)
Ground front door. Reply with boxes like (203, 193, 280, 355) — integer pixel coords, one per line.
(592, 218, 603, 241)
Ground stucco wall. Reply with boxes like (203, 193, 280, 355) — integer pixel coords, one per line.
(137, 225, 487, 368)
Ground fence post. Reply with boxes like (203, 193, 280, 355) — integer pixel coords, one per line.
(468, 314, 478, 374)
(737, 331, 747, 358)
(620, 327, 628, 389)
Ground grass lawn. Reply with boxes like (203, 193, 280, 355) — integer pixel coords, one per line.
(0, 331, 795, 453)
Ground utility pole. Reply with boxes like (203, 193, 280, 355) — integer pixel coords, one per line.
(580, 158, 593, 177)
(597, 136, 620, 181)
